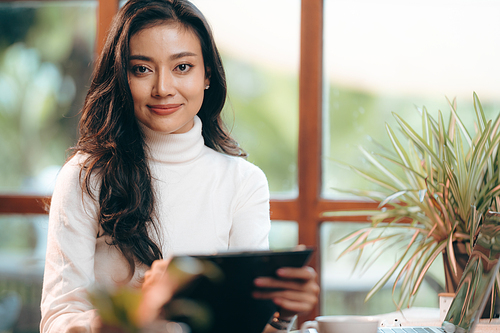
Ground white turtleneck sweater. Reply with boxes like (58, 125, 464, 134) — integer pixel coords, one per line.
(40, 116, 271, 333)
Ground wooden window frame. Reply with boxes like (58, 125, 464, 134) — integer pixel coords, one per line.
(0, 0, 378, 319)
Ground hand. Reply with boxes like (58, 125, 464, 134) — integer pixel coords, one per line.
(252, 266, 319, 318)
(136, 258, 178, 326)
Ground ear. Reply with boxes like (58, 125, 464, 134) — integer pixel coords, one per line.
(205, 66, 211, 87)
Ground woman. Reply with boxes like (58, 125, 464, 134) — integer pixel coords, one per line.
(40, 0, 319, 332)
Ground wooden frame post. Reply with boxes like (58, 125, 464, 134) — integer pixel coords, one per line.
(96, 0, 119, 56)
(297, 0, 324, 320)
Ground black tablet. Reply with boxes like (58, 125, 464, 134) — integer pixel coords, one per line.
(163, 247, 314, 333)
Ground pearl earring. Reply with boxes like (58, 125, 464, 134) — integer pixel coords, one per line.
(205, 85, 210, 90)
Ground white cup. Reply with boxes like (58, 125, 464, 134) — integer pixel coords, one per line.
(300, 315, 380, 333)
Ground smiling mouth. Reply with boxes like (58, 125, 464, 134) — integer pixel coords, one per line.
(148, 104, 182, 115)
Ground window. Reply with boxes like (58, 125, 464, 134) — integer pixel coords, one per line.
(0, 1, 96, 193)
(3, 0, 498, 327)
(323, 0, 500, 198)
(191, 0, 301, 195)
(0, 2, 97, 329)
(321, 0, 500, 315)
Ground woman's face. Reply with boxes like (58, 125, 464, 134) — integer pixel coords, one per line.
(128, 23, 209, 134)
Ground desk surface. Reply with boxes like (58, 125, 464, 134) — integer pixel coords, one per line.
(375, 307, 500, 333)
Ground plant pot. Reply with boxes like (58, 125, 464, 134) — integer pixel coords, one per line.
(442, 242, 469, 294)
(442, 241, 500, 318)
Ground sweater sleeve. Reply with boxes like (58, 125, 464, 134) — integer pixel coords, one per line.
(40, 156, 101, 333)
(229, 163, 271, 250)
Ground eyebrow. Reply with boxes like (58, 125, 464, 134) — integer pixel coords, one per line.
(170, 51, 198, 60)
(129, 52, 199, 62)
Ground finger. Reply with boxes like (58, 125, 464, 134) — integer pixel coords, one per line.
(144, 269, 153, 281)
(253, 291, 317, 314)
(143, 259, 172, 288)
(254, 277, 319, 294)
(276, 266, 317, 280)
(253, 289, 318, 305)
(150, 258, 171, 272)
(273, 296, 316, 314)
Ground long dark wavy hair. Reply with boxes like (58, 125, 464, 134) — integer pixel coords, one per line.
(71, 0, 244, 277)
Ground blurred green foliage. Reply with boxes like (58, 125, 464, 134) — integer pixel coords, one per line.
(224, 57, 298, 194)
(0, 6, 96, 329)
(323, 88, 500, 198)
(0, 3, 95, 192)
(0, 216, 37, 251)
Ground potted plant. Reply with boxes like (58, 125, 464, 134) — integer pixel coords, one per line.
(326, 93, 500, 311)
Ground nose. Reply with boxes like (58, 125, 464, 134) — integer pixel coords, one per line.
(152, 69, 175, 97)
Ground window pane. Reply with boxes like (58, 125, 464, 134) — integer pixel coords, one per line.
(0, 215, 47, 331)
(269, 221, 298, 250)
(322, 0, 500, 198)
(321, 222, 442, 315)
(0, 2, 96, 194)
(191, 0, 300, 196)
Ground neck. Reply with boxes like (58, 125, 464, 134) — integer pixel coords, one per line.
(139, 116, 205, 163)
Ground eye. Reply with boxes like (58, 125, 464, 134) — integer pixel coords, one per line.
(176, 63, 193, 73)
(132, 65, 151, 75)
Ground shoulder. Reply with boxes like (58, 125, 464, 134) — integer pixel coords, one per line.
(55, 153, 85, 183)
(53, 152, 99, 197)
(202, 147, 268, 185)
(56, 153, 88, 183)
(49, 152, 100, 223)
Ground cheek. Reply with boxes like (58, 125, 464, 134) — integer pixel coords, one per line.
(128, 77, 149, 103)
(182, 78, 205, 103)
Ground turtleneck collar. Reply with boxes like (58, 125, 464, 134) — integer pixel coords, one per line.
(139, 116, 205, 163)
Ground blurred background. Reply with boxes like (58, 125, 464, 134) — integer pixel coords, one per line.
(0, 0, 499, 332)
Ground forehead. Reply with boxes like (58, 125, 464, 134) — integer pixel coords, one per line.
(129, 22, 202, 57)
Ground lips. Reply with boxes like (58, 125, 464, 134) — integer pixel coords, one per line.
(148, 104, 182, 115)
